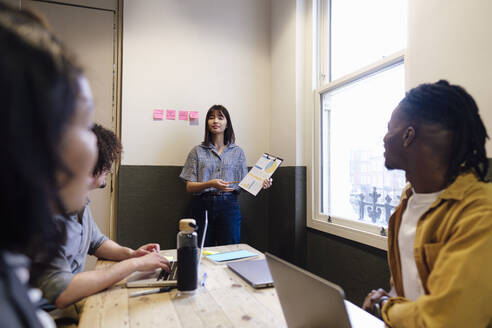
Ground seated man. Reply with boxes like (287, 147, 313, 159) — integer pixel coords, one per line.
(37, 124, 170, 309)
(362, 80, 492, 327)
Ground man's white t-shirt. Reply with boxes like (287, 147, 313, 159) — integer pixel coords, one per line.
(398, 189, 442, 301)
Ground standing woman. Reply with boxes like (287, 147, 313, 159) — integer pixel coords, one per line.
(180, 105, 272, 246)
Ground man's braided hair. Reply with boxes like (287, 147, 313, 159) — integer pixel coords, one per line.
(399, 80, 489, 182)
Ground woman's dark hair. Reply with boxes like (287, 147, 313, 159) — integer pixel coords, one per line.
(0, 3, 82, 278)
(399, 80, 489, 182)
(203, 104, 236, 146)
(92, 124, 122, 176)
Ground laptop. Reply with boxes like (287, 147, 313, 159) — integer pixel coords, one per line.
(265, 253, 352, 328)
(125, 259, 178, 287)
(126, 213, 208, 288)
(227, 259, 274, 288)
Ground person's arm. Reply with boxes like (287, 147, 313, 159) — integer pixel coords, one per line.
(54, 252, 169, 309)
(362, 287, 396, 317)
(382, 208, 492, 327)
(185, 179, 234, 193)
(180, 147, 200, 191)
(94, 239, 160, 261)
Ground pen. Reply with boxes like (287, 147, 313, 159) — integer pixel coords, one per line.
(201, 272, 208, 287)
(129, 286, 173, 298)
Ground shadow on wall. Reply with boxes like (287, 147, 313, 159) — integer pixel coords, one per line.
(306, 229, 390, 306)
(487, 158, 492, 181)
(118, 166, 191, 250)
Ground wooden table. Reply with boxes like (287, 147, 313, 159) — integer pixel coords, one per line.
(77, 243, 384, 328)
(78, 244, 288, 328)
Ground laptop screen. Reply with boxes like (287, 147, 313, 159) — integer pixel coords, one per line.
(265, 252, 351, 328)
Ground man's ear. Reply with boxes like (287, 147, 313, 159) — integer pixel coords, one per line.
(402, 126, 416, 147)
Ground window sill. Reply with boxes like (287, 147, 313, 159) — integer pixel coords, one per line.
(307, 217, 388, 251)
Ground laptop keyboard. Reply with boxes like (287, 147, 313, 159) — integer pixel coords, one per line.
(157, 261, 177, 281)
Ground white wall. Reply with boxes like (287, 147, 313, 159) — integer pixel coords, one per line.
(407, 0, 492, 154)
(121, 0, 271, 166)
(121, 0, 492, 167)
(270, 0, 296, 166)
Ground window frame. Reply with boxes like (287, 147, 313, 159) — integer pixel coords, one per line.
(309, 0, 406, 250)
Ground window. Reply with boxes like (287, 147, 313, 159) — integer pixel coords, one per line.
(312, 0, 407, 249)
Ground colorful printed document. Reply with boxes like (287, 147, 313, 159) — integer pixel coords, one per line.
(239, 153, 283, 196)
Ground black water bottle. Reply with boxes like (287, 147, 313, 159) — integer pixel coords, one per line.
(177, 219, 198, 293)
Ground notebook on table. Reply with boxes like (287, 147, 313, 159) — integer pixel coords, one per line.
(206, 250, 258, 263)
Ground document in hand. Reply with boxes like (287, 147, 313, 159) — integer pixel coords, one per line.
(239, 153, 283, 196)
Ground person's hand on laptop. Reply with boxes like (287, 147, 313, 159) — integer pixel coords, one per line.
(362, 287, 395, 317)
(132, 252, 170, 273)
(131, 243, 161, 257)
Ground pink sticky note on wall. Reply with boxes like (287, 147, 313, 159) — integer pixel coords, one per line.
(178, 110, 189, 121)
(166, 109, 176, 120)
(153, 109, 163, 120)
(189, 111, 199, 119)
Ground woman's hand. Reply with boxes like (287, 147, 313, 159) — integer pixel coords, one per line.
(262, 178, 273, 189)
(209, 179, 235, 192)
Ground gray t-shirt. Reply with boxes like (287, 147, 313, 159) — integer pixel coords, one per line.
(37, 203, 108, 304)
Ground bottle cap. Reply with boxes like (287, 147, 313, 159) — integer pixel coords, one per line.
(179, 218, 196, 232)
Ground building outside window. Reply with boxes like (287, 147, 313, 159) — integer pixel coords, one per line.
(313, 0, 407, 248)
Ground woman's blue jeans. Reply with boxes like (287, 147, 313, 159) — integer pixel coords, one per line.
(191, 193, 242, 247)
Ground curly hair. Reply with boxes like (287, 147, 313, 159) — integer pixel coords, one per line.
(92, 124, 122, 176)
